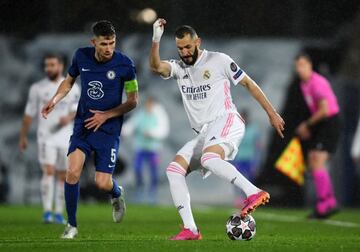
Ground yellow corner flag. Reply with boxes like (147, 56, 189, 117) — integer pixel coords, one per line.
(275, 137, 306, 186)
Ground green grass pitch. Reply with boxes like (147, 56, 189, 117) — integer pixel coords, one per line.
(1, 204, 359, 252)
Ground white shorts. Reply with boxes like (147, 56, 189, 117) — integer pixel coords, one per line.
(37, 140, 68, 171)
(177, 113, 245, 173)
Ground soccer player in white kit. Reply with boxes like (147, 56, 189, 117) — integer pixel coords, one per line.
(150, 19, 285, 240)
(19, 54, 80, 224)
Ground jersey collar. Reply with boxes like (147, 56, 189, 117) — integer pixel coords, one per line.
(193, 49, 207, 67)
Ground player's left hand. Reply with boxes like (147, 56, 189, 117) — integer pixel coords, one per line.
(85, 109, 109, 132)
(269, 112, 285, 138)
(296, 121, 311, 140)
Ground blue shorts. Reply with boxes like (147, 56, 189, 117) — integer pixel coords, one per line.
(68, 130, 120, 174)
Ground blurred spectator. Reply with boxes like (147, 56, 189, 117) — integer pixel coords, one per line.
(232, 110, 262, 207)
(352, 117, 360, 164)
(122, 97, 169, 203)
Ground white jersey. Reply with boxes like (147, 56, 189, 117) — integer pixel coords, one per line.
(24, 77, 80, 146)
(164, 50, 246, 132)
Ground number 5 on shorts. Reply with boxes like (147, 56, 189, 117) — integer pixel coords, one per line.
(111, 148, 116, 163)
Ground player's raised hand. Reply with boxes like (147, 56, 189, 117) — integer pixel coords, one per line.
(152, 18, 166, 42)
(84, 109, 109, 132)
(269, 112, 285, 138)
(41, 100, 56, 119)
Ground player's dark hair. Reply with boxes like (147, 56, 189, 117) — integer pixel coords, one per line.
(44, 53, 64, 64)
(92, 20, 116, 37)
(295, 53, 312, 63)
(175, 25, 198, 39)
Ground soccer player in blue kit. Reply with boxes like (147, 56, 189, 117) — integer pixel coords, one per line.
(41, 20, 139, 239)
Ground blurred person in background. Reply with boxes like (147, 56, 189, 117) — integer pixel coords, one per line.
(122, 96, 169, 203)
(294, 53, 341, 219)
(352, 117, 360, 165)
(232, 110, 262, 208)
(19, 54, 80, 224)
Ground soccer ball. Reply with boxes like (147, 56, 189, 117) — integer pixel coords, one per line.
(226, 214, 256, 241)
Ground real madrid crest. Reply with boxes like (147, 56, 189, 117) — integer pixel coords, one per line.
(203, 70, 211, 80)
(106, 70, 116, 80)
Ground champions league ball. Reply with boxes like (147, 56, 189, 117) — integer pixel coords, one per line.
(226, 214, 256, 241)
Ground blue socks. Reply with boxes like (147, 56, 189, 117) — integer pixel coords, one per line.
(65, 182, 80, 227)
(111, 179, 121, 198)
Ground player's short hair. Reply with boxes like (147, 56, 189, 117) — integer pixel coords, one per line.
(175, 25, 198, 39)
(44, 53, 64, 64)
(92, 20, 116, 37)
(295, 53, 312, 63)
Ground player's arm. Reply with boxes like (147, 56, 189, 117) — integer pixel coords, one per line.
(296, 99, 328, 139)
(149, 18, 172, 78)
(306, 99, 328, 126)
(239, 75, 285, 138)
(19, 84, 38, 152)
(85, 91, 138, 132)
(19, 115, 32, 152)
(41, 74, 76, 119)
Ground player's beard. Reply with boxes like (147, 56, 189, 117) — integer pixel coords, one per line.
(179, 47, 199, 66)
(47, 72, 60, 81)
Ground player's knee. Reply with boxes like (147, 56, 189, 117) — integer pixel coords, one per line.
(44, 165, 55, 175)
(200, 152, 221, 167)
(66, 166, 81, 183)
(166, 162, 186, 178)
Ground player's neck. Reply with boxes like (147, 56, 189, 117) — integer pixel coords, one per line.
(301, 71, 313, 83)
(94, 51, 112, 63)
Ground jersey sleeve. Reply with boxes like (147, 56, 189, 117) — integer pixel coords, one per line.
(68, 50, 80, 78)
(24, 84, 38, 117)
(124, 60, 138, 93)
(312, 77, 331, 101)
(161, 60, 180, 80)
(221, 54, 246, 85)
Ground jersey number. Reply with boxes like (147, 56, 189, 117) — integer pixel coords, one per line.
(110, 148, 117, 163)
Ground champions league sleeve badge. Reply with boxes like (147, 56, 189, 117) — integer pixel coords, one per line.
(230, 62, 238, 72)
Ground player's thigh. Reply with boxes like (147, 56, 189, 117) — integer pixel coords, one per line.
(38, 141, 57, 172)
(55, 147, 69, 172)
(204, 113, 245, 160)
(68, 148, 86, 175)
(175, 135, 204, 171)
(308, 150, 329, 170)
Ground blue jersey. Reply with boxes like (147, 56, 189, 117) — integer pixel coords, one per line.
(68, 47, 137, 135)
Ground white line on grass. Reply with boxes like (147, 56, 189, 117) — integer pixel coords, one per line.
(255, 212, 360, 228)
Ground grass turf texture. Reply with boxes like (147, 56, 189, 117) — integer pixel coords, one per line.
(1, 204, 359, 252)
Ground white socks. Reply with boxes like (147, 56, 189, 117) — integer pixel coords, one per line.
(55, 180, 65, 214)
(201, 152, 261, 197)
(166, 162, 198, 233)
(41, 174, 54, 212)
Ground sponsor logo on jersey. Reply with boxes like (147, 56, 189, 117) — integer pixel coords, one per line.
(181, 84, 211, 101)
(82, 68, 90, 72)
(233, 69, 243, 79)
(203, 70, 211, 80)
(106, 70, 116, 80)
(230, 62, 238, 72)
(87, 81, 104, 100)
